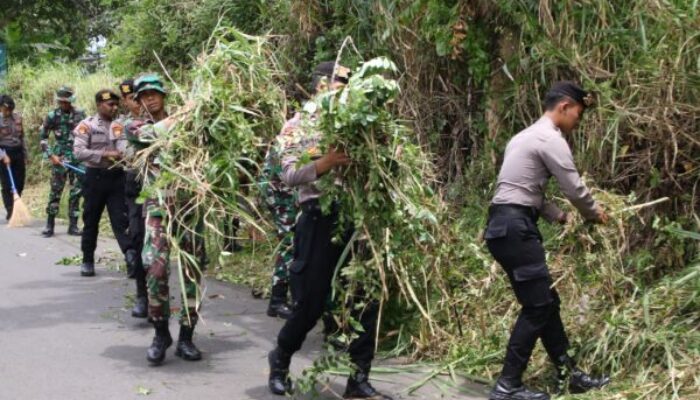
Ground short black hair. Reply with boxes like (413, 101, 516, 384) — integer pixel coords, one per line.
(544, 81, 593, 110)
(0, 95, 15, 110)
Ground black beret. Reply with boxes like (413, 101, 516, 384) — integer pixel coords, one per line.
(0, 94, 15, 109)
(545, 81, 595, 108)
(95, 89, 120, 103)
(312, 61, 351, 84)
(119, 79, 135, 96)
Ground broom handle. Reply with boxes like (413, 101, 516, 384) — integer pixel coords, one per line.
(62, 161, 86, 175)
(5, 165, 18, 195)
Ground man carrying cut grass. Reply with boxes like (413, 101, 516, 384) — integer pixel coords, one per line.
(267, 61, 393, 400)
(484, 81, 611, 400)
(126, 74, 205, 365)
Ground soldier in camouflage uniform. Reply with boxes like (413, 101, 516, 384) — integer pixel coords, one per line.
(128, 74, 204, 365)
(258, 113, 302, 319)
(39, 87, 86, 237)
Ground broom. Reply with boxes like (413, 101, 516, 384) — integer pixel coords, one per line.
(6, 165, 32, 227)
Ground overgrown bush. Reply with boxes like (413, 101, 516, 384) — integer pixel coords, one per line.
(8, 0, 699, 397)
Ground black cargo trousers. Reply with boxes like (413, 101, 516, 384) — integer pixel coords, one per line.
(82, 167, 132, 262)
(484, 204, 569, 382)
(276, 199, 378, 369)
(125, 170, 145, 274)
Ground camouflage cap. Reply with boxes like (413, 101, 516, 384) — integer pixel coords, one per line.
(55, 86, 76, 103)
(134, 74, 167, 98)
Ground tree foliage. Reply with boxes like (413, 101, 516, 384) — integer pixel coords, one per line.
(0, 0, 124, 62)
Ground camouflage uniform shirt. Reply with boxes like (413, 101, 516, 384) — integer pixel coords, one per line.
(39, 107, 86, 163)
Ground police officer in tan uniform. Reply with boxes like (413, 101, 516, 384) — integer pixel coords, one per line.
(73, 89, 134, 277)
(0, 95, 26, 220)
(484, 82, 610, 400)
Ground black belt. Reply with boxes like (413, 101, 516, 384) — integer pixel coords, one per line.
(489, 203, 539, 221)
(0, 145, 23, 153)
(86, 167, 124, 176)
(300, 198, 339, 215)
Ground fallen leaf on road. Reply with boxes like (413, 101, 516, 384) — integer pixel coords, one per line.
(55, 254, 82, 266)
(208, 294, 225, 299)
(136, 386, 151, 395)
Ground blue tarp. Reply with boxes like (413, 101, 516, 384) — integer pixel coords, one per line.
(0, 43, 7, 81)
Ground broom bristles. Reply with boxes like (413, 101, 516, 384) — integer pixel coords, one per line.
(8, 194, 32, 228)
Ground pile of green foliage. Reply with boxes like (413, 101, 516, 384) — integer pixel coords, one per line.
(133, 27, 287, 272)
(313, 56, 445, 338)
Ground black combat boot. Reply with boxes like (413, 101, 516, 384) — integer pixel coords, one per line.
(488, 377, 549, 400)
(67, 216, 82, 236)
(223, 238, 243, 253)
(147, 321, 173, 365)
(124, 248, 139, 279)
(267, 282, 293, 319)
(268, 347, 293, 395)
(80, 262, 95, 277)
(132, 272, 148, 318)
(555, 355, 610, 394)
(42, 215, 55, 238)
(174, 325, 202, 361)
(131, 297, 148, 318)
(343, 366, 393, 400)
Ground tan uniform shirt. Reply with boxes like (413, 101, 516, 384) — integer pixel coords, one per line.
(280, 104, 327, 204)
(73, 114, 120, 169)
(492, 115, 598, 221)
(0, 112, 24, 149)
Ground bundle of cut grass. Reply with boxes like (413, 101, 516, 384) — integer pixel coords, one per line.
(135, 27, 287, 262)
(435, 188, 699, 399)
(304, 57, 449, 339)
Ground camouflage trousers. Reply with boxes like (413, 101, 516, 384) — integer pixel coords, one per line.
(46, 165, 82, 218)
(264, 189, 298, 287)
(142, 199, 205, 327)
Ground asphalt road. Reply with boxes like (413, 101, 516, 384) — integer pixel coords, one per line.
(0, 218, 488, 400)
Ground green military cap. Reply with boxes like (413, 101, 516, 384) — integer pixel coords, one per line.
(55, 86, 76, 103)
(134, 74, 167, 99)
(95, 89, 120, 103)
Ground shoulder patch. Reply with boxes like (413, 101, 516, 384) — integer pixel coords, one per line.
(111, 123, 124, 138)
(77, 122, 89, 135)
